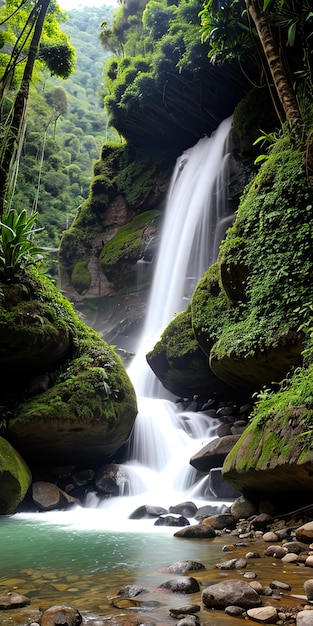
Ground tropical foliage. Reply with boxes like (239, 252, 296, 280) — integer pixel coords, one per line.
(1, 5, 116, 275)
(199, 0, 313, 129)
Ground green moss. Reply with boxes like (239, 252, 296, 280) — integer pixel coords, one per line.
(207, 128, 313, 363)
(59, 223, 93, 271)
(12, 312, 136, 426)
(71, 260, 91, 294)
(191, 262, 231, 355)
(153, 305, 198, 360)
(100, 210, 160, 267)
(0, 437, 31, 514)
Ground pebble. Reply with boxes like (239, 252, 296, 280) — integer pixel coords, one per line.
(225, 605, 245, 616)
(263, 531, 279, 542)
(247, 606, 278, 622)
(243, 571, 257, 579)
(270, 580, 292, 591)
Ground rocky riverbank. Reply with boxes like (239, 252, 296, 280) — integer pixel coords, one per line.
(3, 501, 313, 625)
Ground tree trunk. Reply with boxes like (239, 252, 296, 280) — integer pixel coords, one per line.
(0, 0, 50, 216)
(245, 0, 302, 131)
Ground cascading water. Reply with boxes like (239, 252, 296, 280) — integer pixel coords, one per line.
(85, 116, 235, 523)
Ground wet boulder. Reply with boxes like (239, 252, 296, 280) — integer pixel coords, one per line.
(95, 463, 130, 496)
(129, 504, 168, 519)
(155, 514, 190, 527)
(174, 524, 216, 538)
(202, 579, 262, 609)
(162, 561, 206, 574)
(190, 435, 240, 472)
(41, 605, 82, 626)
(0, 592, 30, 610)
(32, 481, 78, 511)
(158, 577, 200, 594)
(169, 502, 198, 518)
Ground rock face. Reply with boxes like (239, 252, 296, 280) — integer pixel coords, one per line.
(59, 146, 172, 303)
(0, 437, 31, 513)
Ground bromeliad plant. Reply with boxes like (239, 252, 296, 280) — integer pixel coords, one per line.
(0, 206, 45, 281)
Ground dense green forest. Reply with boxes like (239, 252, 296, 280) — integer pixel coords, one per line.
(0, 3, 116, 274)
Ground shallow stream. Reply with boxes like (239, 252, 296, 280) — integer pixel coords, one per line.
(0, 511, 310, 625)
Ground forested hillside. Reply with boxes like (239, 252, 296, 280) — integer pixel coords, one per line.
(6, 5, 116, 269)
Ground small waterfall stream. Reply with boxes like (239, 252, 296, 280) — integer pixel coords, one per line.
(86, 116, 235, 522)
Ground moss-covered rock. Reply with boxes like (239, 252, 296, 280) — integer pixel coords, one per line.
(190, 131, 312, 393)
(0, 273, 73, 381)
(7, 319, 137, 468)
(1, 267, 137, 470)
(0, 437, 31, 514)
(146, 304, 234, 399)
(222, 355, 313, 508)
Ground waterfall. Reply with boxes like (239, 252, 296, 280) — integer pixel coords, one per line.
(88, 117, 235, 521)
(128, 116, 233, 397)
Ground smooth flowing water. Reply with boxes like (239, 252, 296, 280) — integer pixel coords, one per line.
(2, 118, 241, 625)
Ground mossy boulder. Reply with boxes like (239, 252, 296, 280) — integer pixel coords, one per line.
(0, 437, 31, 514)
(7, 321, 137, 469)
(222, 357, 313, 508)
(0, 280, 72, 378)
(1, 268, 137, 470)
(191, 133, 312, 394)
(146, 304, 234, 399)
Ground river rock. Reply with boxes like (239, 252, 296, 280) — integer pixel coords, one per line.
(0, 592, 31, 609)
(263, 531, 280, 542)
(169, 605, 201, 617)
(269, 580, 291, 591)
(296, 522, 313, 543)
(195, 504, 227, 520)
(230, 495, 259, 520)
(32, 481, 78, 511)
(41, 605, 82, 626)
(176, 615, 200, 626)
(162, 561, 206, 574)
(154, 514, 190, 526)
(202, 579, 262, 609)
(117, 585, 149, 597)
(158, 577, 200, 594)
(264, 545, 288, 558)
(95, 463, 130, 496)
(225, 605, 246, 616)
(169, 502, 198, 518)
(304, 579, 313, 601)
(283, 541, 308, 554)
(129, 504, 168, 519)
(246, 606, 278, 623)
(190, 435, 240, 472)
(201, 513, 236, 530)
(216, 558, 247, 570)
(174, 524, 216, 538)
(297, 610, 313, 625)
